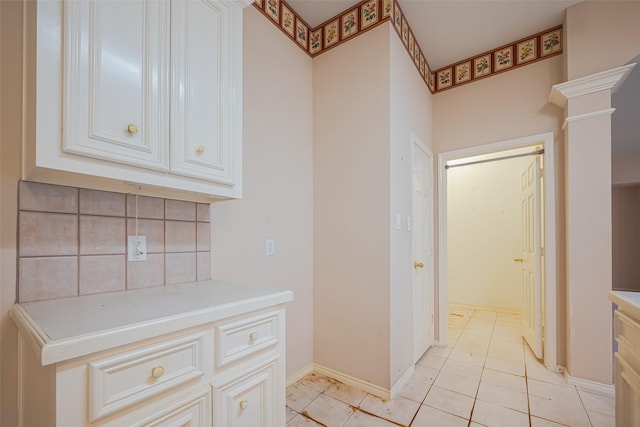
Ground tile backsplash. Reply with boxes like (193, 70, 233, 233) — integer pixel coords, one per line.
(18, 181, 211, 302)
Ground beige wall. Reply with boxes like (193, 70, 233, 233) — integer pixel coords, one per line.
(447, 156, 529, 312)
(389, 29, 433, 385)
(210, 7, 314, 379)
(1, 0, 22, 424)
(613, 152, 640, 185)
(433, 57, 566, 364)
(612, 185, 640, 292)
(565, 1, 640, 80)
(313, 24, 392, 389)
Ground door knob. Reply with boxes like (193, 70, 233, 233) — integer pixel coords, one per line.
(514, 258, 524, 263)
(414, 262, 424, 269)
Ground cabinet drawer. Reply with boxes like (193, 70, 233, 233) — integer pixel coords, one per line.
(89, 331, 209, 421)
(215, 310, 281, 368)
(132, 387, 211, 427)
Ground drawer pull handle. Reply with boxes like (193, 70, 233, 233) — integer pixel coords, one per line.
(127, 124, 139, 135)
(239, 400, 249, 410)
(249, 332, 258, 343)
(196, 145, 205, 154)
(151, 366, 165, 379)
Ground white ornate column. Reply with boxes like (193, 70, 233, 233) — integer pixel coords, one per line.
(549, 63, 635, 386)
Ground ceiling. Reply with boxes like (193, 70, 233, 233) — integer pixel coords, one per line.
(285, 0, 638, 158)
(286, 0, 581, 70)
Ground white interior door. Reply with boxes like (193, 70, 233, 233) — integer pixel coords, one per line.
(412, 137, 434, 363)
(520, 156, 543, 359)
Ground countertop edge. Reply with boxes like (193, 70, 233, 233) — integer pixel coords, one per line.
(609, 291, 640, 320)
(11, 285, 293, 366)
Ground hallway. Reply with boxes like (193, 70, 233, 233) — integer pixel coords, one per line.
(285, 306, 615, 426)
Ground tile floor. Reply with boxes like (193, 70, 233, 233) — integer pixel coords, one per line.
(286, 305, 615, 427)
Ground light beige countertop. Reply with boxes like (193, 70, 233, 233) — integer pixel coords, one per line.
(10, 280, 293, 366)
(610, 290, 640, 320)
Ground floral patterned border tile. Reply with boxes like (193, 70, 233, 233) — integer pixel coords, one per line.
(361, 0, 379, 30)
(408, 32, 415, 58)
(309, 28, 322, 55)
(541, 29, 562, 56)
(341, 8, 359, 39)
(383, 0, 393, 19)
(281, 3, 295, 37)
(296, 20, 308, 49)
(517, 38, 536, 65)
(437, 68, 453, 91)
(324, 19, 340, 48)
(265, 0, 279, 23)
(419, 53, 425, 77)
(473, 54, 491, 78)
(401, 16, 409, 47)
(455, 62, 471, 84)
(393, 3, 402, 34)
(494, 46, 513, 71)
(254, 0, 263, 8)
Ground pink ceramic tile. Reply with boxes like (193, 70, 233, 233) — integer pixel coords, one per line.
(127, 219, 164, 253)
(165, 252, 196, 285)
(19, 212, 78, 257)
(165, 221, 196, 252)
(79, 189, 125, 216)
(197, 252, 211, 281)
(126, 194, 164, 219)
(79, 255, 125, 295)
(19, 256, 78, 302)
(197, 222, 210, 251)
(127, 253, 165, 289)
(79, 216, 126, 255)
(19, 181, 78, 213)
(165, 199, 196, 221)
(196, 203, 210, 222)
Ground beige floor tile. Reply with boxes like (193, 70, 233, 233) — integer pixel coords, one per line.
(358, 394, 420, 426)
(433, 370, 480, 397)
(471, 399, 530, 427)
(484, 355, 525, 376)
(301, 394, 353, 427)
(287, 383, 321, 412)
(476, 382, 529, 413)
(299, 372, 334, 393)
(527, 378, 582, 408)
(529, 394, 591, 427)
(481, 368, 527, 393)
(286, 407, 298, 422)
(343, 410, 399, 427)
(417, 353, 446, 370)
(287, 414, 324, 426)
(530, 416, 568, 426)
(397, 374, 432, 403)
(447, 347, 487, 367)
(441, 358, 483, 381)
(469, 423, 489, 427)
(423, 385, 474, 419)
(525, 362, 567, 385)
(413, 365, 439, 383)
(426, 345, 453, 358)
(411, 405, 469, 427)
(578, 389, 615, 416)
(588, 410, 615, 427)
(323, 380, 368, 407)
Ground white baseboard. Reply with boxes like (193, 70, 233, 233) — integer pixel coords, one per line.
(286, 363, 314, 387)
(390, 365, 414, 399)
(313, 364, 391, 400)
(567, 375, 615, 398)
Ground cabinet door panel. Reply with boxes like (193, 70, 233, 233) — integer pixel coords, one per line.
(214, 359, 278, 427)
(171, 0, 238, 184)
(63, 0, 169, 170)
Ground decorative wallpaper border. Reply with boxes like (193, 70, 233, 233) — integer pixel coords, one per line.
(252, 0, 563, 94)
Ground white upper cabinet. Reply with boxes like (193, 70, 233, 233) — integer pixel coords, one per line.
(23, 0, 250, 201)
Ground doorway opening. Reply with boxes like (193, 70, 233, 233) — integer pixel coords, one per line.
(437, 132, 559, 371)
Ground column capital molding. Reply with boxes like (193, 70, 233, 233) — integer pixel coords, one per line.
(548, 63, 636, 108)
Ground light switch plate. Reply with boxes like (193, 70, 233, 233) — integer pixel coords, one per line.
(266, 238, 275, 256)
(128, 236, 147, 261)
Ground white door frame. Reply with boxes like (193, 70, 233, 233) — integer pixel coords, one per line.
(437, 132, 559, 371)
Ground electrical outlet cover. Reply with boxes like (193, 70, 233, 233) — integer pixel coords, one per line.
(128, 235, 147, 261)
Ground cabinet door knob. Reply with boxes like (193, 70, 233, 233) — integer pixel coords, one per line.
(239, 400, 249, 410)
(414, 262, 424, 269)
(151, 366, 165, 379)
(249, 332, 258, 343)
(196, 145, 205, 154)
(127, 124, 139, 134)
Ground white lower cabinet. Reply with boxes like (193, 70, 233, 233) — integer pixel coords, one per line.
(13, 286, 289, 427)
